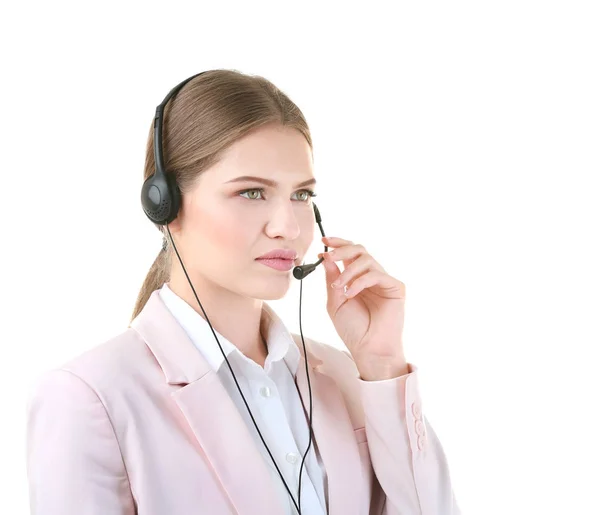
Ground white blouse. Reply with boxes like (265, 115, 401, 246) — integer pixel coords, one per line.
(159, 282, 328, 514)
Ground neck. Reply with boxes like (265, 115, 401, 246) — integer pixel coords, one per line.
(166, 271, 268, 365)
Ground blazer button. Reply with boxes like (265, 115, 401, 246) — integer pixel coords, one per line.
(411, 402, 422, 420)
(415, 419, 426, 436)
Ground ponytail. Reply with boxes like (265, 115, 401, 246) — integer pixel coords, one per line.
(129, 245, 171, 323)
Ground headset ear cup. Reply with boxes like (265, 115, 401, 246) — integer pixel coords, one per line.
(165, 171, 181, 223)
(141, 170, 181, 225)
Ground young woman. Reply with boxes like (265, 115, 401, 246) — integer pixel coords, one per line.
(26, 69, 461, 514)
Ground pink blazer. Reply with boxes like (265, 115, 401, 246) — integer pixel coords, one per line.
(26, 289, 461, 514)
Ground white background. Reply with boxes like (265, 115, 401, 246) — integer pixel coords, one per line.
(2, 1, 599, 513)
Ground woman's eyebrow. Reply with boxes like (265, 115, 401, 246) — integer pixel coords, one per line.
(225, 176, 317, 188)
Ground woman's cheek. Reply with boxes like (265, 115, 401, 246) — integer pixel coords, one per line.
(203, 210, 248, 253)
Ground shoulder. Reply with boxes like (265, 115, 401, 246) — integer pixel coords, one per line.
(28, 327, 159, 405)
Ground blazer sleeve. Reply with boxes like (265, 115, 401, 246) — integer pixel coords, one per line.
(26, 369, 136, 514)
(345, 351, 462, 515)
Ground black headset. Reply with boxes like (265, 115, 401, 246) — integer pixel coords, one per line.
(140, 70, 329, 514)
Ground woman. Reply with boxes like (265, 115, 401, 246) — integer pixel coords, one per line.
(26, 69, 461, 514)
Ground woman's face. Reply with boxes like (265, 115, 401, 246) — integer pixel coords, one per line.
(170, 123, 317, 300)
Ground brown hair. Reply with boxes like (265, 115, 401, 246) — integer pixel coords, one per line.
(129, 69, 313, 323)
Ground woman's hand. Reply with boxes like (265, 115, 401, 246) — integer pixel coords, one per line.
(318, 236, 408, 379)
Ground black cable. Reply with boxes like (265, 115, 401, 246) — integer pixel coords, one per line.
(296, 268, 315, 509)
(165, 224, 305, 514)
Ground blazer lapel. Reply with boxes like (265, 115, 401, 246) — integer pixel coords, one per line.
(130, 290, 364, 514)
(293, 341, 366, 515)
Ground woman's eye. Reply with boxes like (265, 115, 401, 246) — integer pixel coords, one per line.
(238, 188, 317, 202)
(239, 188, 263, 200)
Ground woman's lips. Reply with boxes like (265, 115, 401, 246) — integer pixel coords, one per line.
(256, 258, 295, 271)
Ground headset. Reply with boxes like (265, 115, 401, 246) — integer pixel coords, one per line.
(140, 71, 328, 514)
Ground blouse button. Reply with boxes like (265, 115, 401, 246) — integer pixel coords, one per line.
(286, 452, 299, 464)
(260, 386, 271, 398)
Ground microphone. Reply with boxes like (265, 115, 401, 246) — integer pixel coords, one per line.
(293, 203, 327, 280)
(293, 259, 323, 280)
